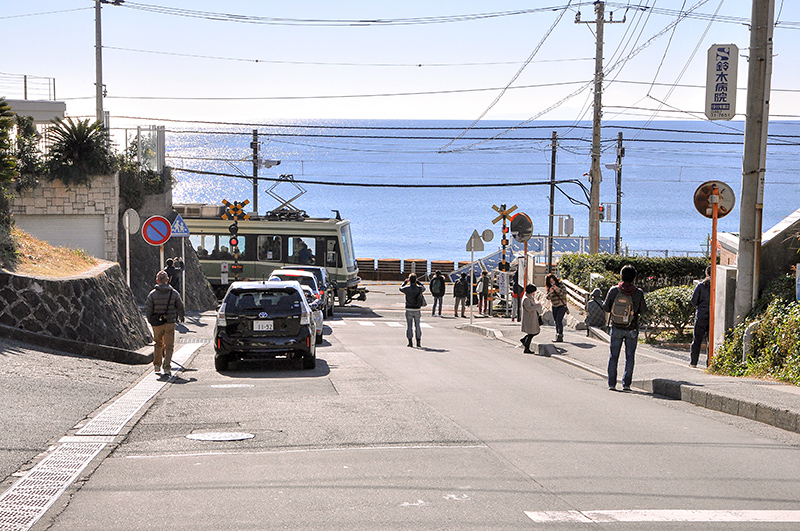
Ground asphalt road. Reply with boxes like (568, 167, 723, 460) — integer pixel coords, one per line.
(18, 285, 800, 530)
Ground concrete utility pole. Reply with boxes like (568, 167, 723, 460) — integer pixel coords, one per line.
(615, 132, 624, 254)
(251, 129, 259, 215)
(735, 0, 775, 325)
(577, 1, 625, 254)
(547, 131, 557, 273)
(95, 0, 104, 124)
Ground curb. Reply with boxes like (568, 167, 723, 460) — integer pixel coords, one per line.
(462, 323, 800, 435)
(0, 324, 152, 365)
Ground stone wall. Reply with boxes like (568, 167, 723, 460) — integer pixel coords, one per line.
(10, 173, 119, 261)
(0, 262, 151, 351)
(118, 191, 218, 311)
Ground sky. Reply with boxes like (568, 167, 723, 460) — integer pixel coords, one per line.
(3, 1, 800, 127)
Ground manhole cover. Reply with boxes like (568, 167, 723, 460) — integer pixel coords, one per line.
(186, 432, 255, 441)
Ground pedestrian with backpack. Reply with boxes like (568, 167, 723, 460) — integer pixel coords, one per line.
(602, 265, 647, 391)
(429, 270, 446, 317)
(453, 272, 469, 317)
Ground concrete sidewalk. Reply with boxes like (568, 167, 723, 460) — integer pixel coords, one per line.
(457, 314, 800, 436)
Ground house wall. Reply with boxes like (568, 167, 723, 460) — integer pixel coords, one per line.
(10, 173, 119, 262)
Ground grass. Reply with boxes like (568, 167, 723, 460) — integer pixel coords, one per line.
(1, 227, 98, 277)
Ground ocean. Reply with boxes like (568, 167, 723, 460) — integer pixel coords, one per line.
(165, 119, 799, 265)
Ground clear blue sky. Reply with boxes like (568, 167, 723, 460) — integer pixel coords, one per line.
(3, 1, 799, 126)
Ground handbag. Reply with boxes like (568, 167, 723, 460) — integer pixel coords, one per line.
(417, 290, 428, 308)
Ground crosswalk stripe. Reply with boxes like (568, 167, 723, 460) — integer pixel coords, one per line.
(524, 510, 800, 523)
(356, 321, 375, 326)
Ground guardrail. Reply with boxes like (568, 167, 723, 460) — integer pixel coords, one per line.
(562, 278, 589, 309)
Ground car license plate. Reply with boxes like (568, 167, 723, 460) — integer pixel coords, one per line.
(253, 320, 273, 331)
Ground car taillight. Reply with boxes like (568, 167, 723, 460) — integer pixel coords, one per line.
(217, 303, 227, 327)
(300, 312, 310, 325)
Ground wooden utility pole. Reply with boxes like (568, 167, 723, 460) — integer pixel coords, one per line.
(735, 0, 774, 325)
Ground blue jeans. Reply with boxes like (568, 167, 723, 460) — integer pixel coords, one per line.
(405, 309, 422, 341)
(431, 296, 444, 315)
(552, 305, 567, 336)
(608, 327, 638, 388)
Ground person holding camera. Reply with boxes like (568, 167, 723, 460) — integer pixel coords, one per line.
(145, 270, 185, 378)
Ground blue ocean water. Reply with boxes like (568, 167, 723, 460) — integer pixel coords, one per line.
(166, 119, 799, 265)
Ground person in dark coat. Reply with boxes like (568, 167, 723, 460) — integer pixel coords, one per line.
(690, 266, 712, 367)
(400, 274, 426, 347)
(476, 271, 490, 315)
(453, 272, 469, 318)
(429, 270, 446, 317)
(145, 270, 185, 378)
(511, 274, 524, 322)
(520, 285, 542, 353)
(585, 288, 606, 329)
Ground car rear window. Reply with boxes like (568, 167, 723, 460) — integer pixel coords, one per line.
(226, 288, 302, 312)
(273, 274, 316, 290)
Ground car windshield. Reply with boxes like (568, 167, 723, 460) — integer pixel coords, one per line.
(225, 288, 302, 312)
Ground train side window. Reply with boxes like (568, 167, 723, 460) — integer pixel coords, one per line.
(287, 237, 316, 265)
(258, 235, 282, 261)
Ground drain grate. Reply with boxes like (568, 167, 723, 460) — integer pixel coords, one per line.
(76, 343, 201, 436)
(0, 443, 105, 531)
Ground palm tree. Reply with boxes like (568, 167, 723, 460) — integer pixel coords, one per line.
(45, 117, 117, 186)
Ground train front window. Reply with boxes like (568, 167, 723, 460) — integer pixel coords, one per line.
(340, 224, 357, 271)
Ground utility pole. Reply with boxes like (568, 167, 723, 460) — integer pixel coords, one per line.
(95, 0, 104, 124)
(251, 129, 259, 216)
(547, 131, 557, 273)
(615, 132, 624, 254)
(734, 0, 774, 325)
(577, 1, 625, 254)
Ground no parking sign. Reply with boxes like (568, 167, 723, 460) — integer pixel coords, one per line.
(142, 216, 172, 246)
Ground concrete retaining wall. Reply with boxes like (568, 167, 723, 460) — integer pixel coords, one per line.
(0, 262, 152, 353)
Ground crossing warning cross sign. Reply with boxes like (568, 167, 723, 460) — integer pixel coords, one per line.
(221, 199, 250, 221)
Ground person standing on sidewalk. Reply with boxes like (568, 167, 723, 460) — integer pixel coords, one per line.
(545, 273, 568, 342)
(520, 284, 542, 353)
(476, 271, 490, 315)
(602, 265, 647, 391)
(400, 274, 425, 347)
(689, 266, 712, 368)
(453, 272, 469, 317)
(511, 274, 524, 322)
(429, 270, 446, 317)
(145, 270, 185, 378)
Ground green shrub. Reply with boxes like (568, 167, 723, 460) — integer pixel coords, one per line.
(644, 285, 695, 340)
(45, 117, 117, 187)
(711, 300, 800, 385)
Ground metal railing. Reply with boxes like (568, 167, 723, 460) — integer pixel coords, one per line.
(0, 72, 57, 100)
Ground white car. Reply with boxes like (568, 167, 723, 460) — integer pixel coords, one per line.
(301, 285, 324, 345)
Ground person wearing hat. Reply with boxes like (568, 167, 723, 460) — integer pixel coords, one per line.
(145, 270, 185, 378)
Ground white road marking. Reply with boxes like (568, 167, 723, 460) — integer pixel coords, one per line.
(386, 322, 403, 327)
(420, 323, 432, 328)
(356, 321, 376, 326)
(524, 510, 800, 523)
(326, 320, 346, 326)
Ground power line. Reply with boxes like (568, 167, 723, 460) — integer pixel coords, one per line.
(120, 2, 574, 27)
(102, 46, 593, 68)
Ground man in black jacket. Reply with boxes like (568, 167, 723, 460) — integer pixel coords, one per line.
(690, 266, 712, 367)
(602, 265, 647, 391)
(400, 274, 426, 347)
(453, 273, 469, 318)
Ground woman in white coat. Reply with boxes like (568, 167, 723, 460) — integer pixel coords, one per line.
(520, 284, 542, 354)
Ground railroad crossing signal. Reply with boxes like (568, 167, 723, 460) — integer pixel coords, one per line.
(492, 204, 517, 272)
(221, 199, 250, 221)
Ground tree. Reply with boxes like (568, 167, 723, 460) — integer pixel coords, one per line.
(0, 97, 18, 264)
(14, 114, 43, 192)
(45, 117, 117, 187)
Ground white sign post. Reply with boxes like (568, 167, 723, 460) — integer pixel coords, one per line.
(122, 209, 140, 287)
(705, 44, 738, 121)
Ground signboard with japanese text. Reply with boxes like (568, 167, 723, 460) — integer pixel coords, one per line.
(705, 44, 738, 120)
